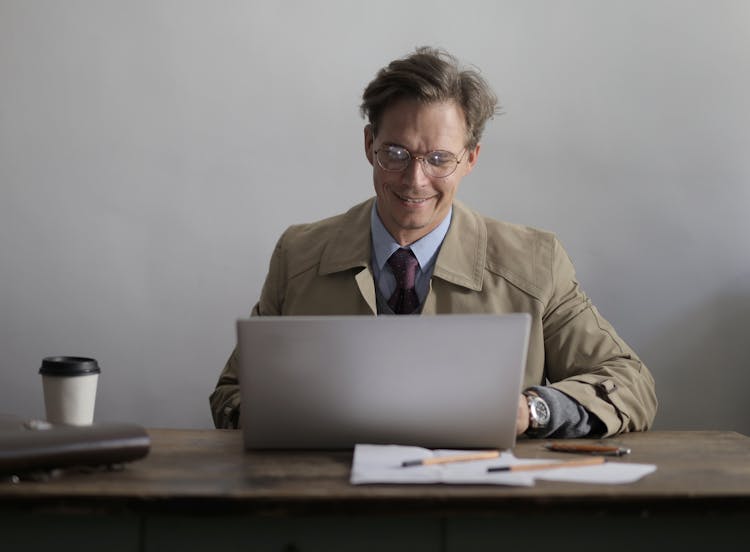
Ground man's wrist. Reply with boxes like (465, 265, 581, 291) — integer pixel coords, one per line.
(523, 391, 551, 436)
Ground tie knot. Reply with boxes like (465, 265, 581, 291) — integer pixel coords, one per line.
(387, 248, 419, 290)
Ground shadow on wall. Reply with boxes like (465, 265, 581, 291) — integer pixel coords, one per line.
(640, 288, 750, 435)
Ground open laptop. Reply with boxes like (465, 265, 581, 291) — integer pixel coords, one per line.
(237, 313, 531, 450)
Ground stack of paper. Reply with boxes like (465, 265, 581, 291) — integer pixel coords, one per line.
(350, 444, 656, 486)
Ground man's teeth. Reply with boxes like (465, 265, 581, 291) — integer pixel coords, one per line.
(399, 195, 428, 203)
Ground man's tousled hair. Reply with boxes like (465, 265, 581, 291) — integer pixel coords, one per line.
(360, 47, 499, 149)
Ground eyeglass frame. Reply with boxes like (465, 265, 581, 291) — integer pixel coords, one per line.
(373, 144, 468, 179)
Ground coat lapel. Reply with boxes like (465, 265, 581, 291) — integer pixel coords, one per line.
(318, 198, 377, 314)
(432, 200, 486, 292)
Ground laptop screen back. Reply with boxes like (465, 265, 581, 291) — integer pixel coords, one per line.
(237, 313, 531, 449)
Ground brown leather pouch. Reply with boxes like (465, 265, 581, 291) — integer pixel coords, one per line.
(0, 414, 150, 476)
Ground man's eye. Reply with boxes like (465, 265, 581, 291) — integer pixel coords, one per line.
(427, 152, 454, 166)
(386, 147, 409, 160)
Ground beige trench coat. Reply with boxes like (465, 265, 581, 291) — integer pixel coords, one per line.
(210, 198, 657, 435)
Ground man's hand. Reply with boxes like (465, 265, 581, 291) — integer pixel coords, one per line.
(516, 394, 529, 435)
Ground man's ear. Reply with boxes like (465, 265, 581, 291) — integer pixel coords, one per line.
(364, 124, 374, 166)
(464, 143, 481, 175)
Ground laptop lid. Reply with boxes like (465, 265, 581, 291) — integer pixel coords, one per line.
(237, 313, 531, 449)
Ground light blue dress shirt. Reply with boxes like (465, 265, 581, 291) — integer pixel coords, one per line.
(370, 202, 452, 305)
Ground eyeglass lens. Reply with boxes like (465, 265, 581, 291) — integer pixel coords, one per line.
(376, 146, 460, 178)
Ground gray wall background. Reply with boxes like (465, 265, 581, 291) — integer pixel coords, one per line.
(1, 1, 748, 432)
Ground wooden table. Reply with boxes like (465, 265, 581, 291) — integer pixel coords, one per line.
(2, 429, 749, 551)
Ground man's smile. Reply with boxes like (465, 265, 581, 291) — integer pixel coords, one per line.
(393, 190, 436, 204)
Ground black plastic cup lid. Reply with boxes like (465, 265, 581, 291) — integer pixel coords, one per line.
(39, 356, 101, 376)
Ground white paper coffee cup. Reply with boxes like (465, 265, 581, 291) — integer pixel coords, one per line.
(39, 356, 101, 425)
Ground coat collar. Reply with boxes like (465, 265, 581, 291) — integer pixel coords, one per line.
(318, 198, 485, 292)
(318, 199, 374, 275)
(432, 199, 485, 291)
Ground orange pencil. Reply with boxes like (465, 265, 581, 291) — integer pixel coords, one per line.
(402, 450, 500, 467)
(488, 456, 606, 473)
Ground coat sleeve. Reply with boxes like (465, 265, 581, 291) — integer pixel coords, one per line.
(209, 232, 287, 428)
(541, 237, 657, 436)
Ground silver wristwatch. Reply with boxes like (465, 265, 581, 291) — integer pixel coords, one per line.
(525, 393, 551, 434)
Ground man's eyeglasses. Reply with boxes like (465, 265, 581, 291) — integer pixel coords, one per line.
(374, 145, 466, 178)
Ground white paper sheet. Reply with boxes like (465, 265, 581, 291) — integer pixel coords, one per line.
(350, 444, 657, 486)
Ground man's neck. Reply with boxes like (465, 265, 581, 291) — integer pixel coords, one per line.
(376, 208, 451, 247)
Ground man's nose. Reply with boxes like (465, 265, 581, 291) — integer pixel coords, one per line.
(402, 158, 430, 186)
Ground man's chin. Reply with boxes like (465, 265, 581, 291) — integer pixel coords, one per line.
(389, 216, 439, 243)
(394, 216, 431, 232)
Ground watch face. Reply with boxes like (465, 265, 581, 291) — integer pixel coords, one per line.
(530, 396, 550, 427)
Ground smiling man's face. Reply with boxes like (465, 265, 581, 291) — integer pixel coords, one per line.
(365, 98, 480, 246)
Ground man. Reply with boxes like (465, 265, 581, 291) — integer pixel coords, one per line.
(210, 47, 657, 437)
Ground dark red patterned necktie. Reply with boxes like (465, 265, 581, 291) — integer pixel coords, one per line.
(387, 248, 420, 314)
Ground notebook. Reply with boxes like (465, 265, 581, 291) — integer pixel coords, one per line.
(237, 313, 531, 450)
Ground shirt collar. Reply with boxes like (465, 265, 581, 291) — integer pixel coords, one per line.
(370, 202, 453, 271)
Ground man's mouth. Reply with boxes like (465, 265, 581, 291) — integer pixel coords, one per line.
(394, 192, 433, 204)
